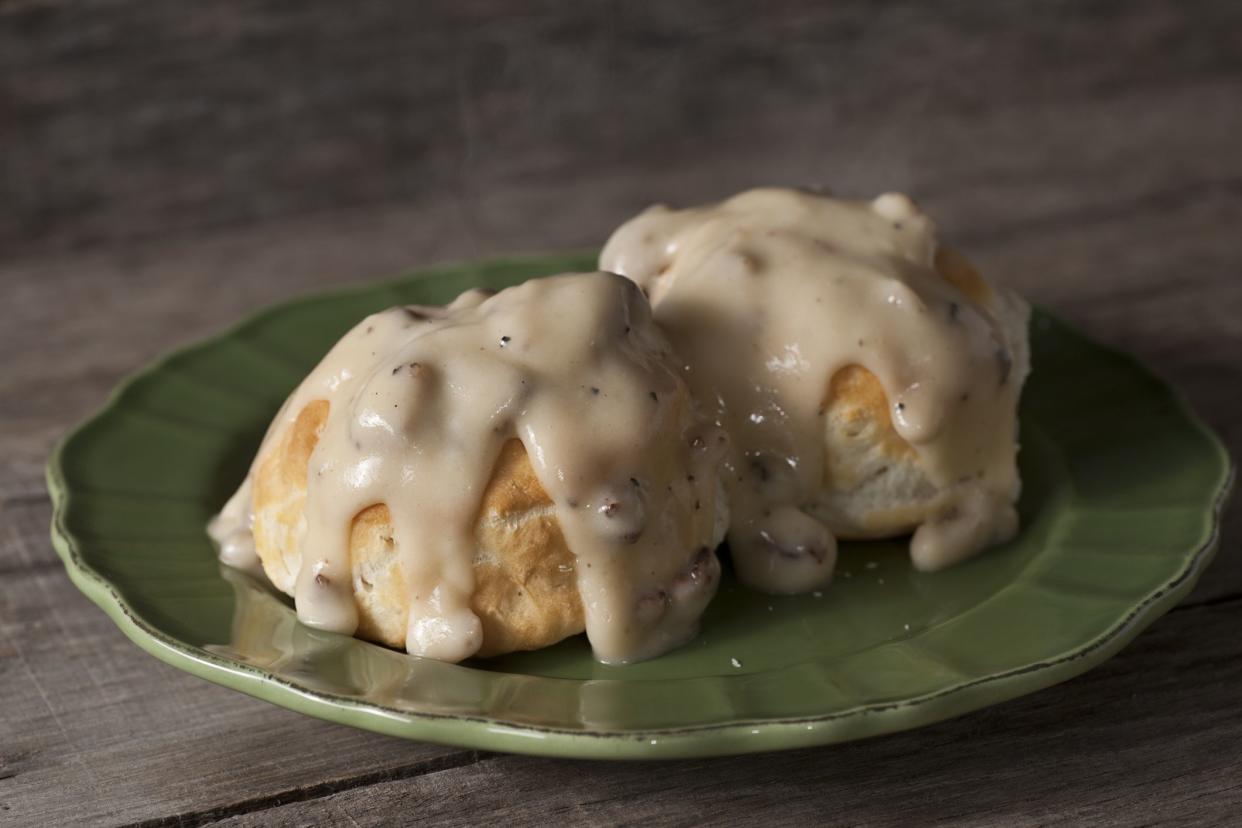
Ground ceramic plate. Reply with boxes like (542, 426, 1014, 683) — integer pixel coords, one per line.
(47, 253, 1232, 759)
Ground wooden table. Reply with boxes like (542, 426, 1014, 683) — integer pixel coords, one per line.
(3, 2, 1239, 824)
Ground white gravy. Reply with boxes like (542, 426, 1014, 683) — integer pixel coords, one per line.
(210, 272, 726, 664)
(601, 188, 1028, 591)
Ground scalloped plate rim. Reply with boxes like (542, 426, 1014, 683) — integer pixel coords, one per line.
(45, 252, 1234, 760)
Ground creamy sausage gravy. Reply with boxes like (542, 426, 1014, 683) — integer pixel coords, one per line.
(601, 188, 1029, 592)
(210, 272, 727, 664)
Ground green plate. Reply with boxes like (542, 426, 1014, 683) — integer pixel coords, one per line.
(47, 253, 1232, 759)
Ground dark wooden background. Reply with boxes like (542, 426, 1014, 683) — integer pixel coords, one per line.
(2, 1, 1240, 825)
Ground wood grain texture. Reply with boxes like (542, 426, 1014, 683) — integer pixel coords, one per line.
(0, 0, 1239, 825)
(3, 0, 1242, 257)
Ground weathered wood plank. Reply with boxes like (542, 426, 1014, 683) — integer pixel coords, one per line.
(211, 600, 1242, 828)
(0, 497, 480, 827)
(2, 0, 1240, 824)
(2, 0, 1240, 256)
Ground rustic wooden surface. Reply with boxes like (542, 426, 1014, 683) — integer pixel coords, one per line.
(2, 1, 1239, 825)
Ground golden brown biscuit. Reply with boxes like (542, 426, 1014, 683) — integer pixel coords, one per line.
(251, 399, 585, 657)
(601, 188, 1030, 581)
(814, 364, 937, 538)
(809, 246, 1027, 541)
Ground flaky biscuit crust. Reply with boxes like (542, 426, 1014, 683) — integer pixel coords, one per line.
(251, 399, 585, 657)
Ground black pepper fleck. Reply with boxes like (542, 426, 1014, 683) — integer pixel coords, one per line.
(393, 361, 424, 377)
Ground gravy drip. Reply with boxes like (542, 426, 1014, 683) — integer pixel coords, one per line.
(211, 272, 725, 663)
(601, 188, 1028, 590)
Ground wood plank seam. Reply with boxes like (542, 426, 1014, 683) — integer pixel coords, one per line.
(2, 144, 1237, 285)
(123, 750, 486, 828)
(954, 175, 1242, 249)
(0, 556, 63, 579)
(0, 492, 53, 509)
(1181, 590, 1242, 610)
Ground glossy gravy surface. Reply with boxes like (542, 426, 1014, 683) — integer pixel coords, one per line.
(601, 188, 1028, 591)
(211, 272, 725, 663)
